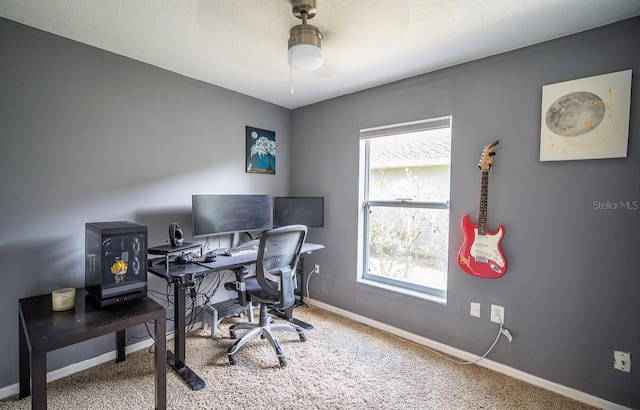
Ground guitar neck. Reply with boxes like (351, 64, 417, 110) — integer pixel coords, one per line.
(478, 170, 489, 235)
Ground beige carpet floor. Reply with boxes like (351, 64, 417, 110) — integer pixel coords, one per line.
(2, 306, 595, 409)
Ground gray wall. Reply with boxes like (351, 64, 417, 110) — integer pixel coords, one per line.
(292, 17, 640, 408)
(0, 18, 291, 388)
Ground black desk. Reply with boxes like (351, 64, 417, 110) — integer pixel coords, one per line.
(148, 241, 324, 391)
(18, 288, 166, 410)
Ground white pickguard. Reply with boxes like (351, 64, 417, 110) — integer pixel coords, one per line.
(470, 227, 505, 268)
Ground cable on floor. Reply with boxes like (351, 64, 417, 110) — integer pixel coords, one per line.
(421, 319, 508, 366)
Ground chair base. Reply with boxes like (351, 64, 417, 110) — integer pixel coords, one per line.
(227, 304, 306, 367)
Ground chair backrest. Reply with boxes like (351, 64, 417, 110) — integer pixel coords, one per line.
(255, 224, 307, 309)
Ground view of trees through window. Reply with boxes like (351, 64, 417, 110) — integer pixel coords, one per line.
(361, 118, 451, 296)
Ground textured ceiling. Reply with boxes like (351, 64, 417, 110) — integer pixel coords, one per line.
(1, 0, 639, 109)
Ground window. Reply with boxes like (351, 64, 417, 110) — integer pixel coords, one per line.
(359, 117, 451, 299)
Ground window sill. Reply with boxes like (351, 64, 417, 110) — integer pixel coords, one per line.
(356, 278, 447, 305)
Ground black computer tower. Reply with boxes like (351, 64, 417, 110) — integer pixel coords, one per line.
(85, 221, 148, 307)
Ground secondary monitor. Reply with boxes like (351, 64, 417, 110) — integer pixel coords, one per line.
(192, 194, 273, 237)
(274, 196, 324, 228)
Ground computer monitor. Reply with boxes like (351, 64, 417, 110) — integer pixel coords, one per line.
(273, 196, 324, 228)
(192, 194, 273, 237)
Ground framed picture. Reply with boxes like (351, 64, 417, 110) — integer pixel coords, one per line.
(246, 126, 276, 174)
(539, 69, 632, 161)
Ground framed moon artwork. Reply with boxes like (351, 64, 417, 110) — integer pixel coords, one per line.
(539, 69, 632, 161)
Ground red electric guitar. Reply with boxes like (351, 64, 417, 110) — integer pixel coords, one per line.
(458, 140, 507, 278)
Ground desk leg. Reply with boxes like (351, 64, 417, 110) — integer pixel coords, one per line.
(19, 315, 48, 409)
(173, 283, 185, 368)
(116, 329, 125, 363)
(167, 282, 205, 391)
(155, 316, 167, 410)
(30, 349, 46, 409)
(270, 308, 314, 331)
(18, 314, 30, 399)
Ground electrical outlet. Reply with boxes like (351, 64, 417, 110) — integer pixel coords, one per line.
(490, 304, 505, 324)
(614, 351, 631, 372)
(470, 302, 481, 318)
(314, 264, 320, 274)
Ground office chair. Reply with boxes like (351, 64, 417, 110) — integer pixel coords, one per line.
(227, 225, 308, 367)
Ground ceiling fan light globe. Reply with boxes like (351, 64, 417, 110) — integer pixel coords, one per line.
(289, 44, 323, 71)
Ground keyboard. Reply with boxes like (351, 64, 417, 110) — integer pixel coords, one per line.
(224, 245, 259, 257)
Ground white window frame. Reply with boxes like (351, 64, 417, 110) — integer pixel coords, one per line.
(358, 116, 451, 300)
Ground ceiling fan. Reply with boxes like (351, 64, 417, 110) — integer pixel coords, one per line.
(288, 0, 324, 71)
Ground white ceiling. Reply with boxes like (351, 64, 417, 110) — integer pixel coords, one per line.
(2, 0, 640, 109)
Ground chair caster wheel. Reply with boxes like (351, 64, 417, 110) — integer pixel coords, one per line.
(230, 331, 237, 339)
(228, 354, 237, 365)
(278, 356, 287, 367)
(299, 333, 307, 342)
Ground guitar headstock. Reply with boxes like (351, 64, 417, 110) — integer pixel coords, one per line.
(478, 140, 499, 170)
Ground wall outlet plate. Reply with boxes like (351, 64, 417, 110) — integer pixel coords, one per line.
(470, 302, 481, 318)
(491, 304, 505, 324)
(614, 351, 631, 372)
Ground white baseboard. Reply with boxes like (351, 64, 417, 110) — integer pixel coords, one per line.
(306, 298, 631, 410)
(0, 333, 174, 401)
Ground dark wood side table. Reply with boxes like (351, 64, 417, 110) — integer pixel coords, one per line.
(18, 288, 166, 410)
